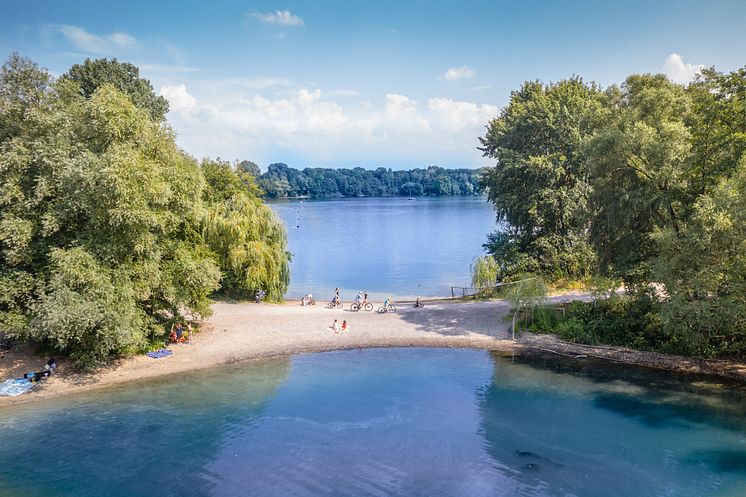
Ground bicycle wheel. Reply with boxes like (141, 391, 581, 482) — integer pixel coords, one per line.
(350, 303, 360, 311)
(389, 305, 397, 312)
(377, 307, 385, 313)
(364, 302, 373, 311)
(336, 301, 344, 309)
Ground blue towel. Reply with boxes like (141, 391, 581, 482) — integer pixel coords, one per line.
(0, 378, 34, 396)
(146, 348, 173, 359)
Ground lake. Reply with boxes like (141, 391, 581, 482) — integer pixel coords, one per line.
(1, 348, 745, 497)
(269, 196, 496, 300)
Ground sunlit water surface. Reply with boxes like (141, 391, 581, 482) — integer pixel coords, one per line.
(268, 197, 496, 299)
(1, 349, 745, 497)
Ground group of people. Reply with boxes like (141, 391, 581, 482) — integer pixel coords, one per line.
(328, 319, 349, 333)
(169, 322, 192, 344)
(301, 294, 316, 306)
(325, 288, 424, 311)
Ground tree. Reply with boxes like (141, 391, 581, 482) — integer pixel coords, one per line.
(201, 160, 290, 301)
(470, 256, 499, 289)
(504, 275, 547, 339)
(585, 74, 692, 283)
(479, 78, 604, 280)
(653, 156, 746, 356)
(63, 58, 169, 121)
(0, 55, 289, 367)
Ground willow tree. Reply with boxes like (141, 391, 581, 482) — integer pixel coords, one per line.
(201, 159, 290, 301)
(504, 275, 547, 339)
(471, 255, 499, 296)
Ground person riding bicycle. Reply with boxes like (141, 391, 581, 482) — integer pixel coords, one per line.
(355, 292, 362, 307)
(414, 297, 423, 308)
(384, 296, 393, 311)
(363, 291, 368, 304)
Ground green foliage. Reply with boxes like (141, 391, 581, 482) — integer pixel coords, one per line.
(479, 78, 602, 280)
(503, 274, 547, 338)
(551, 294, 663, 350)
(653, 156, 746, 356)
(0, 55, 289, 367)
(585, 75, 692, 282)
(257, 163, 483, 198)
(480, 65, 746, 358)
(201, 160, 290, 301)
(470, 255, 499, 289)
(63, 58, 169, 121)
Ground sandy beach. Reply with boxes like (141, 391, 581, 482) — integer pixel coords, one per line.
(2, 295, 746, 406)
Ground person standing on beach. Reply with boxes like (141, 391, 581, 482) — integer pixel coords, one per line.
(329, 319, 340, 333)
(341, 320, 348, 333)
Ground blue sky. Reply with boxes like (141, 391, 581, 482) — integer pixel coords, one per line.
(2, 0, 745, 170)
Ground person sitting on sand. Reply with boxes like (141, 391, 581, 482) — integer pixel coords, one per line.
(341, 320, 348, 333)
(329, 319, 340, 333)
(170, 323, 185, 343)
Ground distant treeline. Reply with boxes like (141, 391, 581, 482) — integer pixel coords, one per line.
(251, 162, 485, 198)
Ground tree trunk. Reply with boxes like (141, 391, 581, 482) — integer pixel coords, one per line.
(512, 312, 517, 340)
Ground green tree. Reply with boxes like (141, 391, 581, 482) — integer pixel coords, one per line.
(653, 156, 746, 356)
(585, 74, 692, 283)
(0, 55, 289, 367)
(479, 78, 604, 280)
(63, 58, 169, 121)
(201, 159, 290, 301)
(470, 256, 499, 289)
(504, 275, 547, 339)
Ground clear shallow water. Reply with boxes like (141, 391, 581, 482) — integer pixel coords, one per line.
(1, 349, 745, 497)
(269, 197, 496, 299)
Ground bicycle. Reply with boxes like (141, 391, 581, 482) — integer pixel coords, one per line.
(327, 300, 343, 309)
(377, 304, 397, 313)
(351, 301, 374, 312)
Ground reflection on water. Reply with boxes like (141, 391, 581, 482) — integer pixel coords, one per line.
(1, 349, 745, 497)
(269, 197, 496, 298)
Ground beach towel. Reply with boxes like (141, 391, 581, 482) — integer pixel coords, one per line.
(0, 378, 34, 396)
(146, 348, 173, 359)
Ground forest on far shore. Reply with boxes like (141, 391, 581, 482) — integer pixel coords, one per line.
(249, 162, 485, 198)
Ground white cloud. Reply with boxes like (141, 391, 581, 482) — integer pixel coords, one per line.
(327, 89, 360, 98)
(58, 25, 136, 55)
(662, 53, 704, 84)
(443, 65, 475, 81)
(428, 98, 498, 131)
(250, 10, 304, 26)
(160, 81, 497, 167)
(159, 84, 198, 116)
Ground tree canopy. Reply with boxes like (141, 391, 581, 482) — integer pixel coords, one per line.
(479, 78, 603, 280)
(0, 55, 289, 367)
(479, 66, 746, 357)
(63, 57, 169, 121)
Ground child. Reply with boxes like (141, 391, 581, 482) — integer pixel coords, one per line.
(329, 319, 340, 333)
(341, 320, 348, 333)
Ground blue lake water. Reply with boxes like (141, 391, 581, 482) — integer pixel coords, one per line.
(1, 348, 745, 497)
(268, 197, 496, 299)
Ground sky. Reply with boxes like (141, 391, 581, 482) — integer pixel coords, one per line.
(2, 0, 745, 170)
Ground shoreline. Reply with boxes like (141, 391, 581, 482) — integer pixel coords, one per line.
(2, 297, 745, 407)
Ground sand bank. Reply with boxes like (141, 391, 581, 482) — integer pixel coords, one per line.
(2, 295, 745, 406)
